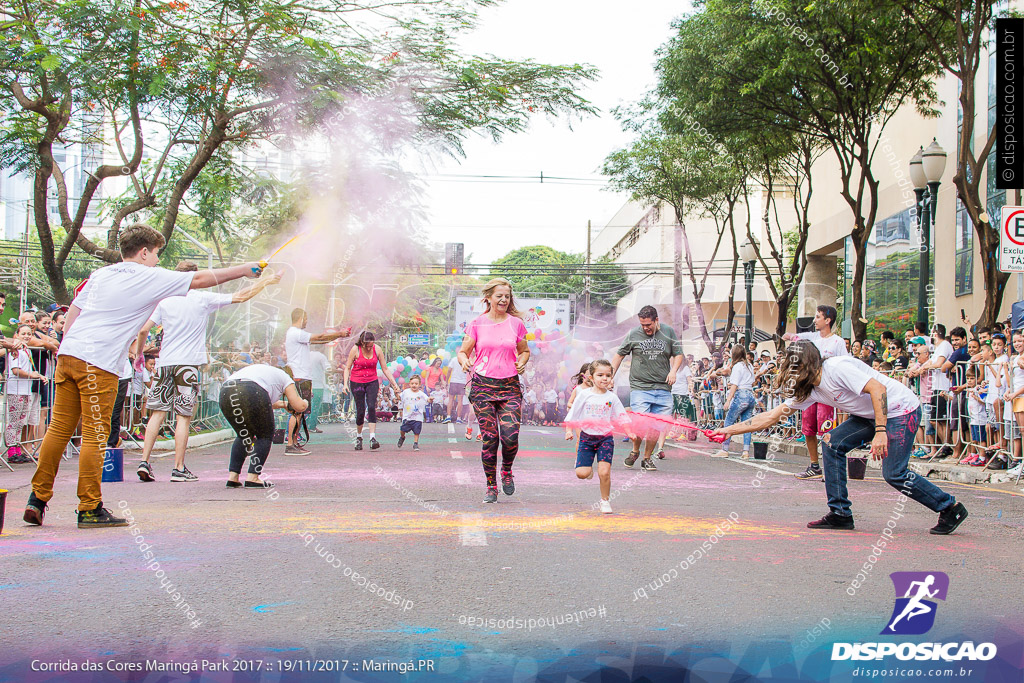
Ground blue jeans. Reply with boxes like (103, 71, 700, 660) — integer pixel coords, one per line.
(723, 389, 756, 449)
(822, 407, 954, 518)
(629, 389, 673, 416)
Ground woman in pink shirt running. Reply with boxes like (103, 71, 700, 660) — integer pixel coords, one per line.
(457, 278, 530, 503)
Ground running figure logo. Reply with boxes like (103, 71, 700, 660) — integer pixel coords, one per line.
(881, 572, 950, 635)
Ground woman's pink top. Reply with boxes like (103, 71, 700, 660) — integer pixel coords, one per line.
(351, 346, 379, 384)
(466, 314, 527, 379)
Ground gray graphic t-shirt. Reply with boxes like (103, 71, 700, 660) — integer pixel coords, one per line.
(616, 325, 683, 391)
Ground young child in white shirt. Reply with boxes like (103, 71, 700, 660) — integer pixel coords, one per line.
(429, 382, 447, 423)
(543, 387, 558, 426)
(564, 360, 627, 514)
(965, 367, 988, 461)
(397, 375, 430, 451)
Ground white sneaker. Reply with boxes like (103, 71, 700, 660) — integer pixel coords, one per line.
(711, 449, 730, 458)
(599, 499, 613, 514)
(1007, 462, 1023, 477)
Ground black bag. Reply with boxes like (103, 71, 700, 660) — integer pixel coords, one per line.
(272, 428, 285, 444)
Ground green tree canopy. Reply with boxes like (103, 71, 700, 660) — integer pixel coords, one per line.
(0, 0, 598, 302)
(491, 245, 629, 313)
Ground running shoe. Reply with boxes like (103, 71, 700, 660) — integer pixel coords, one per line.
(311, 427, 323, 434)
(599, 499, 613, 514)
(1006, 461, 1023, 477)
(170, 467, 198, 482)
(483, 486, 498, 503)
(413, 444, 420, 452)
(501, 470, 515, 496)
(370, 437, 380, 450)
(285, 445, 310, 455)
(640, 458, 657, 471)
(137, 461, 154, 482)
(23, 492, 47, 525)
(624, 451, 639, 468)
(656, 449, 666, 460)
(442, 417, 452, 424)
(711, 449, 730, 458)
(929, 502, 968, 535)
(806, 512, 855, 530)
(796, 464, 823, 480)
(476, 433, 482, 441)
(910, 447, 928, 459)
(397, 433, 406, 448)
(355, 436, 363, 451)
(795, 435, 806, 443)
(621, 436, 631, 443)
(77, 504, 129, 528)
(466, 427, 474, 440)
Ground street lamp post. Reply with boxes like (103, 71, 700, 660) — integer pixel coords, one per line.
(739, 235, 759, 348)
(909, 138, 947, 329)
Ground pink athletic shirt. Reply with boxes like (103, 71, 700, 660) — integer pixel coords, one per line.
(350, 346, 379, 384)
(466, 314, 527, 379)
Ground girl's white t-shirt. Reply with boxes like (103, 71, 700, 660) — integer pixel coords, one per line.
(6, 351, 32, 395)
(564, 387, 627, 436)
(729, 362, 755, 391)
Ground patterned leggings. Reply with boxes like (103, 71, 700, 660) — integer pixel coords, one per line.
(469, 375, 523, 487)
(6, 394, 30, 447)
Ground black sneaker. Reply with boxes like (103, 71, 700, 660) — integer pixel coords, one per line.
(77, 504, 129, 528)
(640, 458, 657, 471)
(930, 502, 968, 535)
(501, 470, 515, 496)
(483, 486, 498, 503)
(354, 437, 363, 451)
(624, 451, 639, 468)
(370, 437, 380, 450)
(23, 492, 47, 525)
(170, 467, 198, 482)
(397, 433, 406, 448)
(413, 444, 420, 452)
(796, 464, 823, 480)
(137, 461, 154, 482)
(806, 512, 855, 530)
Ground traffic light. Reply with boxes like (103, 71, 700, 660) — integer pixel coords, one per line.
(445, 242, 464, 275)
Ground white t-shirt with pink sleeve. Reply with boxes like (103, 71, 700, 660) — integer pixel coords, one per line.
(466, 314, 527, 379)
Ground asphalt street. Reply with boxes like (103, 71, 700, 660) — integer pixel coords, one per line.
(1, 420, 1022, 681)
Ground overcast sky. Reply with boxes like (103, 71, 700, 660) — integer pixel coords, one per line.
(412, 0, 689, 264)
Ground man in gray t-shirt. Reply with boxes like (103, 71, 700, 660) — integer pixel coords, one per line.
(611, 305, 683, 470)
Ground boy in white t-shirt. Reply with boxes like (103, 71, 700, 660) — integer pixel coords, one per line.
(429, 382, 447, 423)
(523, 386, 537, 424)
(565, 360, 627, 514)
(397, 375, 430, 451)
(25, 223, 263, 529)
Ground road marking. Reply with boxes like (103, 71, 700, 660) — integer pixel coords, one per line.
(448, 423, 454, 434)
(665, 442, 792, 475)
(450, 450, 463, 459)
(448, 437, 458, 443)
(455, 471, 472, 485)
(459, 514, 488, 546)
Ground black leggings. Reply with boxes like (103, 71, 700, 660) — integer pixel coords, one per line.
(219, 380, 274, 476)
(107, 378, 130, 447)
(351, 380, 379, 426)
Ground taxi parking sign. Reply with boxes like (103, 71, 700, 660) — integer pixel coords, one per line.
(1000, 206, 1024, 272)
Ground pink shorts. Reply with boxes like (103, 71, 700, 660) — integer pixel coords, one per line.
(801, 402, 835, 437)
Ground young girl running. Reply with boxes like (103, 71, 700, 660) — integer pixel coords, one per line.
(565, 360, 626, 513)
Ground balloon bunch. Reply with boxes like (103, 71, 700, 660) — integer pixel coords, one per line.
(384, 348, 454, 382)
